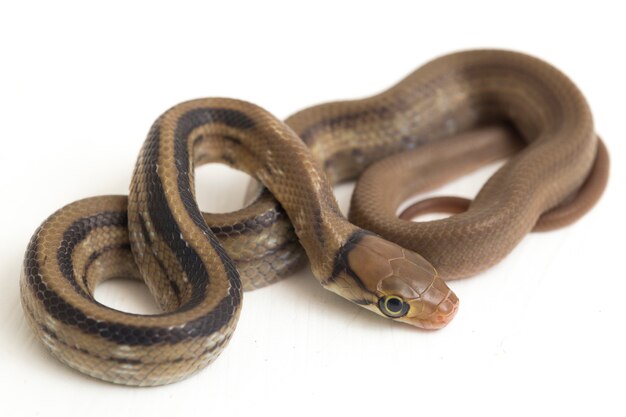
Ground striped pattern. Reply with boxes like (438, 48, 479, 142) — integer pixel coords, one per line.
(21, 50, 606, 386)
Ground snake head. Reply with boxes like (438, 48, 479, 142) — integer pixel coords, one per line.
(329, 233, 458, 329)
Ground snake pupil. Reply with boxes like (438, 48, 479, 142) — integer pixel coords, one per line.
(378, 295, 408, 318)
(386, 297, 402, 313)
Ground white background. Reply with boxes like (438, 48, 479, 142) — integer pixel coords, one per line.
(1, 1, 624, 416)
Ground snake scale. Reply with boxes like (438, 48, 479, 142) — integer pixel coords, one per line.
(20, 50, 608, 386)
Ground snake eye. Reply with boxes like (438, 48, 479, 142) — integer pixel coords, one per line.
(378, 295, 409, 318)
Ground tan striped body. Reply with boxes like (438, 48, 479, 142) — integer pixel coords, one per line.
(21, 50, 607, 385)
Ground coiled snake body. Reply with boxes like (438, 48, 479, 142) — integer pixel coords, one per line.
(20, 50, 608, 386)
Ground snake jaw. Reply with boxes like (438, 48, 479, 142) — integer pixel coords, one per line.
(342, 233, 459, 329)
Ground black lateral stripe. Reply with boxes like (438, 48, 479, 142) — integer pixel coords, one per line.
(22, 108, 252, 347)
(143, 120, 210, 307)
(172, 108, 245, 288)
(221, 154, 236, 166)
(81, 243, 132, 291)
(57, 211, 128, 299)
(40, 324, 142, 365)
(298, 107, 392, 144)
(137, 212, 153, 246)
(221, 134, 243, 145)
(144, 119, 241, 306)
(142, 110, 242, 335)
(209, 205, 286, 238)
(38, 320, 228, 366)
(229, 238, 298, 264)
(169, 280, 181, 300)
(24, 231, 236, 346)
(327, 230, 375, 293)
(311, 206, 325, 247)
(152, 254, 181, 305)
(138, 204, 182, 304)
(191, 132, 243, 154)
(192, 133, 243, 151)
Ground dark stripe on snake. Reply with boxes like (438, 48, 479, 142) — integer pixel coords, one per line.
(144, 119, 243, 340)
(326, 230, 376, 294)
(57, 211, 128, 299)
(152, 254, 181, 304)
(228, 238, 297, 263)
(40, 324, 142, 365)
(194, 152, 238, 167)
(24, 221, 235, 346)
(221, 134, 243, 146)
(209, 205, 288, 237)
(137, 212, 181, 304)
(298, 107, 392, 144)
(81, 243, 132, 291)
(298, 63, 551, 149)
(194, 133, 244, 147)
(312, 206, 325, 247)
(221, 154, 236, 166)
(173, 108, 245, 290)
(38, 321, 228, 366)
(137, 212, 153, 246)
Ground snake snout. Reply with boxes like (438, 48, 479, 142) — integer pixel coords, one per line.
(416, 282, 459, 329)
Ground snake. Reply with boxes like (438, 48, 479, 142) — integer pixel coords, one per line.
(20, 50, 609, 386)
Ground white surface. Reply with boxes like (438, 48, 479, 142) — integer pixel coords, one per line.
(0, 1, 624, 416)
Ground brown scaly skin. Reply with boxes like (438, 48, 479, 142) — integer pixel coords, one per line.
(20, 50, 608, 385)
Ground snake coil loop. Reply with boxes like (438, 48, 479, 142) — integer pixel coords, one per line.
(21, 50, 608, 386)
